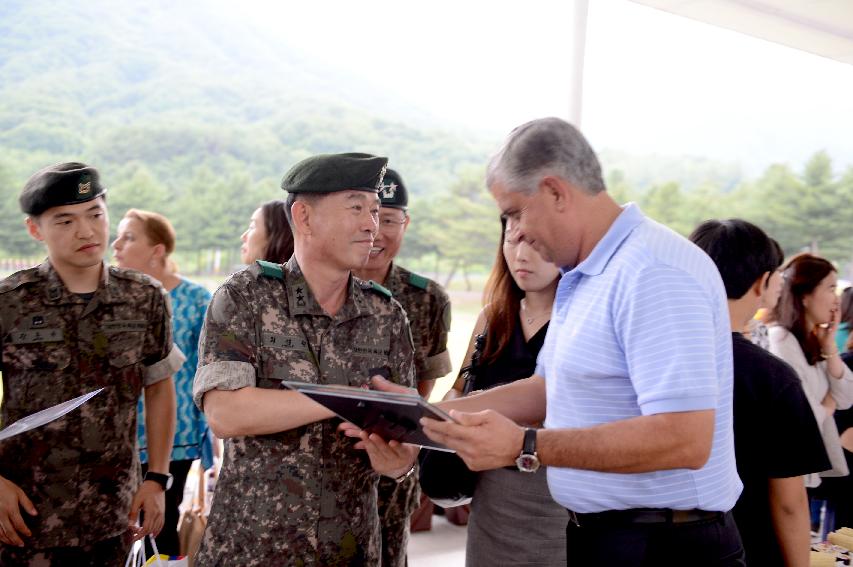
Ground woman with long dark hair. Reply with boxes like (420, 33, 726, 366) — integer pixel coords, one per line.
(445, 219, 567, 566)
(240, 200, 294, 264)
(768, 253, 853, 537)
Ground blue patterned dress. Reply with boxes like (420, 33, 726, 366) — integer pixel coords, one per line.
(138, 278, 212, 464)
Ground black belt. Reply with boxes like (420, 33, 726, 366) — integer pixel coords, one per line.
(569, 508, 724, 527)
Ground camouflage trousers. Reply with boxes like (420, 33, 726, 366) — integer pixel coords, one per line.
(0, 533, 129, 566)
(377, 473, 421, 567)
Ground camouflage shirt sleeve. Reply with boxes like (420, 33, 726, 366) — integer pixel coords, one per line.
(389, 300, 416, 389)
(142, 285, 185, 386)
(421, 292, 452, 380)
(193, 279, 258, 410)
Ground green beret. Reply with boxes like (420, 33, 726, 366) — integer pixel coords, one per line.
(378, 168, 408, 209)
(281, 152, 388, 194)
(20, 162, 107, 216)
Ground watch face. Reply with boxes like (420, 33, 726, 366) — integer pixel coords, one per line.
(515, 453, 540, 473)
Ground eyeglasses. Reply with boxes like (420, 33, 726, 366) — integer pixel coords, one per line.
(378, 217, 407, 231)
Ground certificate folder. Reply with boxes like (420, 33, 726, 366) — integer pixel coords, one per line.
(282, 381, 456, 452)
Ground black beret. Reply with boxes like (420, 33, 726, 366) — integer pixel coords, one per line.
(281, 152, 388, 194)
(20, 162, 107, 216)
(377, 168, 408, 209)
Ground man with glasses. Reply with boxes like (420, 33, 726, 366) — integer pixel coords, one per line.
(354, 168, 452, 567)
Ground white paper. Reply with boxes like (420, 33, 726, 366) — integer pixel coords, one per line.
(0, 388, 104, 441)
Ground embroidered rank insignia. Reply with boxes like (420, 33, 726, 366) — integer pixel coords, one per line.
(379, 182, 398, 200)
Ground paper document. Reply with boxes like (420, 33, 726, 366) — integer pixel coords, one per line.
(0, 388, 104, 441)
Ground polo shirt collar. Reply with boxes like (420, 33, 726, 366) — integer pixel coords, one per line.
(568, 203, 645, 277)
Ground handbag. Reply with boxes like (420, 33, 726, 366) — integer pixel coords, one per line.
(178, 465, 211, 567)
(125, 535, 189, 567)
(177, 511, 206, 567)
(417, 333, 485, 508)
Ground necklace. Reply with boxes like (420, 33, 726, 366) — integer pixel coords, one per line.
(521, 298, 551, 326)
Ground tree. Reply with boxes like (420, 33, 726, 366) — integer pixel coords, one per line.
(424, 169, 500, 289)
(745, 152, 853, 262)
(0, 161, 41, 257)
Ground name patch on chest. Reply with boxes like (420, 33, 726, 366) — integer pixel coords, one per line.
(262, 332, 310, 352)
(102, 320, 147, 333)
(10, 328, 64, 344)
(353, 343, 391, 357)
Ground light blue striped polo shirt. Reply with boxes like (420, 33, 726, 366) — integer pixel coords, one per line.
(538, 203, 742, 513)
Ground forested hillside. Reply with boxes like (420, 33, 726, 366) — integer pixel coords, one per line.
(1, 0, 851, 278)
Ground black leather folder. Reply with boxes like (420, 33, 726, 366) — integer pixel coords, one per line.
(282, 381, 456, 452)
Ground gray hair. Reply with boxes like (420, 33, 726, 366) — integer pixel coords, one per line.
(486, 117, 606, 195)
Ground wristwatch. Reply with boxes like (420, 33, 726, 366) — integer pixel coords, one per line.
(144, 471, 174, 491)
(394, 463, 417, 483)
(515, 428, 540, 473)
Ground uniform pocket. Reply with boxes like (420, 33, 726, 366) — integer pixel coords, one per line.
(4, 329, 70, 371)
(105, 327, 146, 369)
(257, 343, 317, 388)
(2, 337, 72, 412)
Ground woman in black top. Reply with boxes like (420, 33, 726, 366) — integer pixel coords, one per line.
(446, 220, 565, 567)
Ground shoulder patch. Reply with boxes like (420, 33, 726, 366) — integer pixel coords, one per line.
(407, 271, 429, 290)
(366, 280, 392, 299)
(256, 260, 284, 280)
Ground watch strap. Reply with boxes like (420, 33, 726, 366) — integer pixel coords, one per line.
(394, 463, 416, 483)
(522, 427, 537, 456)
(144, 471, 172, 490)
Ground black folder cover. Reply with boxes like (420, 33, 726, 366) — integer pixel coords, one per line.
(282, 381, 456, 452)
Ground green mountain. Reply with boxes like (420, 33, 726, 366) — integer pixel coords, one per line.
(0, 0, 493, 196)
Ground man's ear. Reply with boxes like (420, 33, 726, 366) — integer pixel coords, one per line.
(290, 200, 312, 236)
(540, 176, 572, 212)
(26, 217, 44, 242)
(752, 273, 769, 298)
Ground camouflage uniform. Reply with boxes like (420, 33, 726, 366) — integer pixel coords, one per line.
(0, 260, 182, 564)
(192, 258, 415, 567)
(377, 263, 451, 567)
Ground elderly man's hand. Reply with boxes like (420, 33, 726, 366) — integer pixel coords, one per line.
(339, 423, 420, 478)
(421, 409, 525, 471)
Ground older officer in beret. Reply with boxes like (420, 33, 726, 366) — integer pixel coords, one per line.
(0, 162, 181, 565)
(193, 152, 416, 566)
(354, 168, 452, 567)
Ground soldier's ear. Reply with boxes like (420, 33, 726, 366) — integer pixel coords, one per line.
(26, 216, 45, 242)
(290, 200, 312, 236)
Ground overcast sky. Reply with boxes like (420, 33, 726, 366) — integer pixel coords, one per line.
(239, 0, 853, 174)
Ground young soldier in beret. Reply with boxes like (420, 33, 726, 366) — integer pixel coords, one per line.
(354, 168, 452, 567)
(193, 152, 416, 566)
(0, 162, 182, 565)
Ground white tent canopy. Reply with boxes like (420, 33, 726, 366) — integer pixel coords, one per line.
(630, 0, 853, 65)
